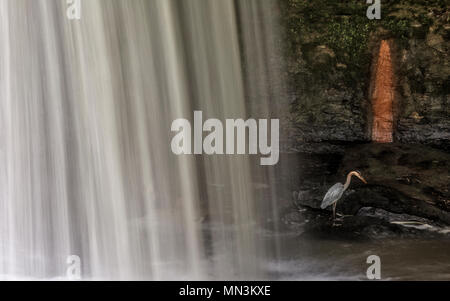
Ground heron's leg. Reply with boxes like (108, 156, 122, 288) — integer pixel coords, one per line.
(333, 203, 337, 221)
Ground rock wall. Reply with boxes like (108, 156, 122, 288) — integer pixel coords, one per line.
(280, 0, 449, 152)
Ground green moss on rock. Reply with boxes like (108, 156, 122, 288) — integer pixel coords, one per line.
(280, 0, 449, 147)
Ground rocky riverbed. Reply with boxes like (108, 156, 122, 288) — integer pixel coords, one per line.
(280, 143, 450, 240)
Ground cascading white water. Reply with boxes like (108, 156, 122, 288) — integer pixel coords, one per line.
(0, 0, 285, 280)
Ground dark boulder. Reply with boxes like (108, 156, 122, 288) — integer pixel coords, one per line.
(288, 143, 450, 239)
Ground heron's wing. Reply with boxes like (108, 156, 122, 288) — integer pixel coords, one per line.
(320, 183, 344, 209)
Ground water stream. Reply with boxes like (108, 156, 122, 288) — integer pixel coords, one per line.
(0, 0, 285, 280)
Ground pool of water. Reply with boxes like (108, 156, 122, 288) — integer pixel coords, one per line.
(260, 231, 450, 280)
(250, 152, 450, 281)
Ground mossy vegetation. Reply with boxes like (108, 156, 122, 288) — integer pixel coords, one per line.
(280, 0, 448, 131)
(280, 0, 447, 91)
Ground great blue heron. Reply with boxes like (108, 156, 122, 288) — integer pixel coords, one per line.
(321, 171, 367, 221)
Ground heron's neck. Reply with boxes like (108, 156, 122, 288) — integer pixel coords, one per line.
(343, 172, 355, 191)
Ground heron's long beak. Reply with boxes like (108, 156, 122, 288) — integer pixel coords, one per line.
(358, 175, 368, 184)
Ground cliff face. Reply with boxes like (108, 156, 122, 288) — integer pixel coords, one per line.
(396, 27, 449, 149)
(280, 0, 449, 151)
(279, 1, 450, 232)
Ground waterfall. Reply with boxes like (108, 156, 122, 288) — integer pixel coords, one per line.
(0, 0, 284, 280)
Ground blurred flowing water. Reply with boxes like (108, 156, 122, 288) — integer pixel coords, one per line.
(0, 0, 287, 280)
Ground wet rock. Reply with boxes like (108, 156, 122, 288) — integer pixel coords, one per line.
(282, 205, 446, 241)
(357, 207, 450, 233)
(338, 144, 450, 220)
(281, 2, 449, 152)
(287, 143, 450, 239)
(426, 32, 445, 52)
(311, 45, 335, 65)
(397, 119, 450, 151)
